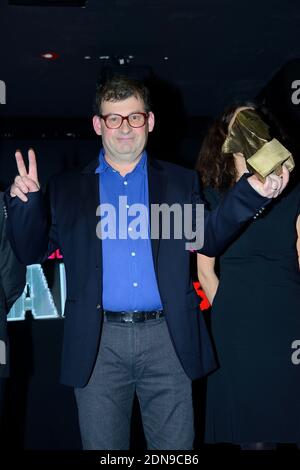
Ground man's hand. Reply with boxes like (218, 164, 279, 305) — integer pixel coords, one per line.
(10, 149, 40, 202)
(247, 164, 289, 198)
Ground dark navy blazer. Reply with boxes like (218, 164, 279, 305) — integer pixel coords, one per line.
(5, 157, 269, 387)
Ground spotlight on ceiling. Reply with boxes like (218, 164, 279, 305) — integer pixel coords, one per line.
(41, 52, 59, 60)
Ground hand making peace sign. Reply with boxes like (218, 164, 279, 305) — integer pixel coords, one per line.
(10, 149, 40, 202)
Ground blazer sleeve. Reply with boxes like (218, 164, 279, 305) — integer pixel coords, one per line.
(4, 186, 58, 266)
(0, 193, 26, 312)
(193, 173, 271, 257)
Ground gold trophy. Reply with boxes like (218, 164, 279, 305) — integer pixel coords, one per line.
(222, 108, 294, 182)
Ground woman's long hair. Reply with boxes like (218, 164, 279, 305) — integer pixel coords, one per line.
(196, 101, 292, 191)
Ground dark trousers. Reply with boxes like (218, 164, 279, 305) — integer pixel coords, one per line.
(75, 317, 194, 450)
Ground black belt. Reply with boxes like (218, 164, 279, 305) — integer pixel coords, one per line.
(103, 309, 164, 323)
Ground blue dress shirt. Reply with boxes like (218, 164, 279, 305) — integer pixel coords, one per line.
(96, 149, 163, 311)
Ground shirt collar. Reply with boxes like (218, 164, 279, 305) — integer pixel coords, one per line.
(96, 148, 147, 176)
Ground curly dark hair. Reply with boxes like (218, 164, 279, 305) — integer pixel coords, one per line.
(94, 75, 151, 115)
(196, 101, 290, 190)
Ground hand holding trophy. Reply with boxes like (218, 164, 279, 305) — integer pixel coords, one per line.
(222, 107, 293, 197)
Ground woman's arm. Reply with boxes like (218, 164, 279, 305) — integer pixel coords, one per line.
(197, 253, 219, 305)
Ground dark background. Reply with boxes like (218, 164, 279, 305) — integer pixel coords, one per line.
(1, 0, 300, 451)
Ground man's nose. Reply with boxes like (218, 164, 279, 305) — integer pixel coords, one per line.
(120, 118, 132, 132)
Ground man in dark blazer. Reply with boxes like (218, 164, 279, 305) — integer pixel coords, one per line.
(6, 76, 288, 450)
(0, 192, 26, 428)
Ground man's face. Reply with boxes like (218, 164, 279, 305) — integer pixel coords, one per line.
(93, 95, 155, 165)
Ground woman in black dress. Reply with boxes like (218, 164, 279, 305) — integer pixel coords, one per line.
(197, 104, 300, 449)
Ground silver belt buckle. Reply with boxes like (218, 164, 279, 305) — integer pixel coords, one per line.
(123, 312, 134, 323)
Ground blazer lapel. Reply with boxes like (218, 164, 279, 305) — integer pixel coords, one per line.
(81, 157, 103, 277)
(148, 158, 167, 272)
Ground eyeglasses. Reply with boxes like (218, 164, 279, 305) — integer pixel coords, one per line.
(100, 112, 148, 129)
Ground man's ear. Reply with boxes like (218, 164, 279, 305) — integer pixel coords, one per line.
(148, 112, 155, 133)
(93, 115, 102, 136)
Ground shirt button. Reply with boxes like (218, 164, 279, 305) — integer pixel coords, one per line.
(131, 252, 136, 256)
(133, 282, 138, 287)
(124, 181, 128, 186)
(96, 304, 101, 309)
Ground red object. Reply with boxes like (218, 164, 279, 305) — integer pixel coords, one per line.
(193, 281, 211, 311)
(48, 249, 63, 259)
